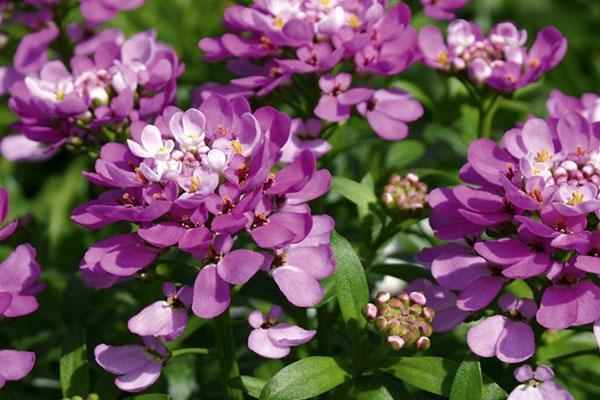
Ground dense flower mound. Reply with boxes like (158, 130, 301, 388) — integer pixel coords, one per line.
(7, 29, 183, 151)
(0, 1, 147, 92)
(420, 90, 600, 363)
(418, 19, 566, 92)
(197, 0, 424, 141)
(72, 94, 335, 320)
(0, 187, 43, 388)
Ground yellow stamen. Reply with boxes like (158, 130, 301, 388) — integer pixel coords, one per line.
(231, 140, 243, 154)
(438, 52, 448, 67)
(535, 148, 551, 163)
(274, 15, 285, 29)
(348, 13, 360, 28)
(567, 190, 584, 206)
(190, 176, 201, 193)
(56, 90, 65, 101)
(321, 0, 330, 6)
(529, 57, 540, 69)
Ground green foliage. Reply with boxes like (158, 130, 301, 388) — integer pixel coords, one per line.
(59, 324, 89, 398)
(450, 355, 483, 400)
(260, 357, 351, 400)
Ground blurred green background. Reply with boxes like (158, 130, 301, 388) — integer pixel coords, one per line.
(0, 0, 599, 399)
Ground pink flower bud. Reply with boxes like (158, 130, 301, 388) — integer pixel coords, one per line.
(387, 335, 405, 350)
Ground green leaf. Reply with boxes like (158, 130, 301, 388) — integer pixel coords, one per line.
(59, 323, 89, 397)
(331, 231, 370, 351)
(354, 373, 414, 400)
(230, 376, 267, 398)
(123, 395, 171, 400)
(260, 357, 351, 400)
(331, 176, 377, 211)
(370, 263, 432, 281)
(450, 355, 483, 400)
(384, 140, 426, 169)
(383, 356, 455, 396)
(382, 357, 506, 398)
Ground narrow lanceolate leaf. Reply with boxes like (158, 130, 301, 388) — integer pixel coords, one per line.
(230, 376, 267, 399)
(331, 231, 370, 350)
(382, 357, 506, 399)
(59, 323, 89, 397)
(331, 176, 377, 211)
(260, 357, 350, 400)
(354, 373, 414, 400)
(450, 355, 483, 400)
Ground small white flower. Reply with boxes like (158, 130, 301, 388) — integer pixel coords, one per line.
(127, 125, 175, 161)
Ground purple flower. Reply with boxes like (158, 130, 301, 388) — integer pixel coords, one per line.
(95, 337, 167, 393)
(280, 118, 331, 163)
(418, 20, 566, 92)
(420, 0, 469, 20)
(72, 95, 334, 321)
(9, 29, 183, 149)
(357, 89, 424, 141)
(0, 244, 43, 318)
(467, 294, 536, 363)
(508, 365, 573, 400)
(0, 134, 54, 162)
(547, 89, 600, 123)
(198, 1, 422, 141)
(536, 280, 600, 330)
(128, 283, 192, 340)
(0, 350, 36, 389)
(80, 0, 146, 25)
(247, 305, 315, 359)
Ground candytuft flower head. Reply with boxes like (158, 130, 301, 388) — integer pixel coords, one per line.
(418, 20, 566, 92)
(364, 290, 434, 350)
(72, 94, 335, 322)
(247, 305, 316, 359)
(508, 365, 573, 400)
(381, 172, 428, 211)
(198, 1, 423, 146)
(8, 29, 183, 154)
(421, 90, 600, 364)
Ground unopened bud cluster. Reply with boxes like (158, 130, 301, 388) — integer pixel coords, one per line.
(364, 290, 434, 351)
(381, 173, 428, 211)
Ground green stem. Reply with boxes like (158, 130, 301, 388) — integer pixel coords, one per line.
(171, 347, 212, 358)
(353, 342, 391, 373)
(214, 309, 243, 400)
(477, 94, 501, 139)
(547, 348, 599, 365)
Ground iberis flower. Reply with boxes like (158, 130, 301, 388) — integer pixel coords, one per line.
(420, 99, 600, 362)
(7, 29, 183, 153)
(508, 365, 573, 400)
(418, 19, 566, 92)
(247, 305, 316, 359)
(0, 1, 146, 95)
(0, 187, 43, 389)
(72, 95, 335, 323)
(197, 1, 423, 143)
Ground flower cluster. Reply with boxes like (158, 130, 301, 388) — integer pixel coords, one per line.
(417, 90, 600, 367)
(364, 290, 434, 351)
(381, 172, 428, 211)
(0, 0, 146, 93)
(198, 1, 424, 142)
(6, 29, 183, 154)
(418, 20, 566, 92)
(0, 187, 43, 389)
(72, 93, 334, 362)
